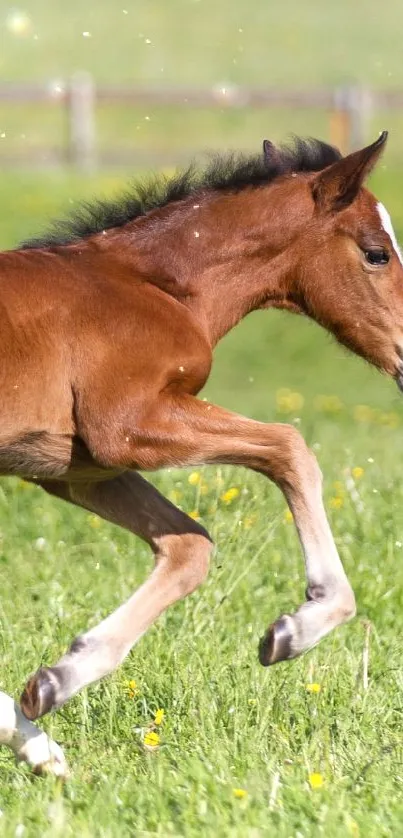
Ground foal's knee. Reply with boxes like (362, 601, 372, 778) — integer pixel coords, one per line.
(156, 531, 213, 597)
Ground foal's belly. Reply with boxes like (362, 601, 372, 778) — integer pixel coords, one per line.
(0, 431, 119, 482)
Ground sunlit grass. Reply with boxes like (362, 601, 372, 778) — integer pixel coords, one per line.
(1, 170, 403, 836)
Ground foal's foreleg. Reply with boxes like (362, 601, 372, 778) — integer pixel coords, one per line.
(21, 474, 212, 720)
(0, 691, 67, 776)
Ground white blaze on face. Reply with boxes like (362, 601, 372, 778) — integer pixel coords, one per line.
(377, 202, 403, 267)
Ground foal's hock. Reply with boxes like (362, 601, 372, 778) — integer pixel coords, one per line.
(1, 130, 403, 777)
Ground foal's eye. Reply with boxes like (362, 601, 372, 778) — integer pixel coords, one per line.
(364, 248, 390, 266)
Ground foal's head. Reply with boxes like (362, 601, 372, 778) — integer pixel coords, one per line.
(276, 131, 403, 388)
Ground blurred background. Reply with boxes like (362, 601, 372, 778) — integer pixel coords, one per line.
(1, 0, 403, 428)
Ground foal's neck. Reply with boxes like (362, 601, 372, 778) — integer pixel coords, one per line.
(112, 180, 310, 346)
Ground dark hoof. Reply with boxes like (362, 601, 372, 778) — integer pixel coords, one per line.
(20, 668, 57, 720)
(258, 615, 294, 666)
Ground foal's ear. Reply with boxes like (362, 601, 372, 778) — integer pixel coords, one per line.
(263, 139, 281, 167)
(312, 131, 388, 213)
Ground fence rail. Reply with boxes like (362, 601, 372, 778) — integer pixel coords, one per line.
(0, 76, 400, 171)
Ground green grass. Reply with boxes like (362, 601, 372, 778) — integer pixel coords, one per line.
(2, 0, 403, 165)
(0, 163, 403, 836)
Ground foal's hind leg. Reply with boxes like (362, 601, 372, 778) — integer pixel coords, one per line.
(0, 691, 67, 776)
(21, 473, 212, 720)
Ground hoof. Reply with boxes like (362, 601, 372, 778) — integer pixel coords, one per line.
(19, 734, 69, 779)
(20, 669, 57, 721)
(30, 739, 69, 779)
(258, 615, 294, 666)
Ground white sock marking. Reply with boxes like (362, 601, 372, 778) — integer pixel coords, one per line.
(377, 202, 403, 267)
(0, 690, 68, 776)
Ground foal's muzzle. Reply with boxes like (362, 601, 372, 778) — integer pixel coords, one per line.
(396, 350, 403, 393)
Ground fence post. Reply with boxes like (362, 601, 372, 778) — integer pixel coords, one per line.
(330, 87, 350, 154)
(67, 72, 96, 171)
(330, 85, 372, 153)
(347, 85, 372, 149)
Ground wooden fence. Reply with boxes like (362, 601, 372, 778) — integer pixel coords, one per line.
(0, 74, 402, 170)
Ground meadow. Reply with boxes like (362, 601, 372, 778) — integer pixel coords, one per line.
(0, 164, 402, 838)
(1, 0, 403, 834)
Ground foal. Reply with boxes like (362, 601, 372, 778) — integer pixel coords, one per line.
(1, 131, 403, 777)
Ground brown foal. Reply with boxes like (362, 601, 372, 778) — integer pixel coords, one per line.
(1, 130, 403, 775)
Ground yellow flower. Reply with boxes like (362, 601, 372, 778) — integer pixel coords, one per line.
(243, 514, 257, 529)
(332, 480, 345, 497)
(284, 508, 293, 523)
(144, 731, 160, 749)
(308, 772, 324, 789)
(126, 678, 139, 699)
(232, 788, 247, 799)
(188, 472, 201, 485)
(17, 479, 33, 491)
(377, 411, 399, 429)
(347, 818, 360, 837)
(276, 388, 304, 414)
(305, 683, 321, 693)
(248, 698, 257, 705)
(88, 515, 101, 528)
(154, 708, 164, 726)
(313, 395, 343, 413)
(330, 496, 343, 509)
(169, 489, 182, 504)
(188, 509, 200, 520)
(351, 466, 364, 480)
(220, 487, 240, 505)
(353, 404, 374, 423)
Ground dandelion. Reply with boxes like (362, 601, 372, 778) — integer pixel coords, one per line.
(353, 404, 374, 423)
(330, 496, 343, 509)
(243, 514, 257, 529)
(347, 818, 360, 837)
(220, 487, 240, 504)
(169, 489, 182, 504)
(377, 411, 399, 430)
(126, 679, 139, 699)
(333, 480, 345, 497)
(144, 731, 160, 749)
(284, 508, 293, 523)
(276, 388, 304, 414)
(308, 772, 324, 789)
(232, 788, 247, 799)
(188, 472, 201, 485)
(351, 466, 364, 480)
(17, 479, 33, 491)
(306, 683, 321, 693)
(88, 515, 101, 528)
(154, 708, 164, 725)
(313, 394, 343, 413)
(188, 509, 200, 519)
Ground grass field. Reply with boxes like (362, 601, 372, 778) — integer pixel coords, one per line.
(2, 0, 403, 834)
(0, 165, 403, 837)
(3, 0, 403, 165)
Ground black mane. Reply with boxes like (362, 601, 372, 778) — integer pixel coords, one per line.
(20, 137, 341, 250)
